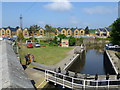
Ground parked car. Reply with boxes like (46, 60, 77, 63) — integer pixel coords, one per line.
(34, 42, 40, 47)
(27, 42, 33, 48)
(9, 38, 16, 42)
(105, 43, 119, 48)
(26, 40, 32, 44)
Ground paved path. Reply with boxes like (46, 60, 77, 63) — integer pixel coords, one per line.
(25, 67, 47, 88)
(107, 50, 120, 74)
(55, 47, 78, 70)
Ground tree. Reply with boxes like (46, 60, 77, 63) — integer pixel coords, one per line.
(45, 24, 56, 41)
(16, 26, 19, 29)
(17, 32, 24, 42)
(76, 38, 83, 46)
(68, 36, 76, 46)
(110, 18, 120, 45)
(85, 26, 89, 34)
(57, 34, 67, 41)
(28, 25, 40, 36)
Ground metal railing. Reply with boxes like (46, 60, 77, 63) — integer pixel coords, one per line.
(45, 70, 120, 89)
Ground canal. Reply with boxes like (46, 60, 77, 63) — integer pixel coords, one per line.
(68, 44, 106, 75)
(45, 44, 107, 89)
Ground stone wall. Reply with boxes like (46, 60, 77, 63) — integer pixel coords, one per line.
(0, 40, 34, 89)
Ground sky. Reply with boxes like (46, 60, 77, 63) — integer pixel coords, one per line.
(1, 1, 118, 29)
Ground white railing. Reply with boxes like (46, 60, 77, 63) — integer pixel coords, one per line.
(45, 70, 120, 89)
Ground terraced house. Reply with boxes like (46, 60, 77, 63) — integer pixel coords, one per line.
(0, 27, 85, 38)
(55, 28, 85, 38)
(95, 27, 111, 37)
(0, 27, 17, 38)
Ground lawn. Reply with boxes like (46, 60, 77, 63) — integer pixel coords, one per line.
(19, 46, 74, 65)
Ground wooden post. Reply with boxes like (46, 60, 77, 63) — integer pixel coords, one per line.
(63, 75, 65, 88)
(96, 80, 98, 88)
(72, 77, 74, 89)
(108, 80, 109, 88)
(54, 72, 56, 85)
(46, 70, 49, 82)
(83, 80, 86, 89)
(45, 70, 46, 81)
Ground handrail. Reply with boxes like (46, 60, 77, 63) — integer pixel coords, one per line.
(45, 69, 120, 89)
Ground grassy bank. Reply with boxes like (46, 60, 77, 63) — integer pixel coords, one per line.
(19, 46, 74, 65)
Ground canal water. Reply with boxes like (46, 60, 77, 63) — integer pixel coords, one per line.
(68, 44, 106, 75)
(45, 44, 106, 89)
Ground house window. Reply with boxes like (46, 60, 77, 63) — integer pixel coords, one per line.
(55, 32, 58, 35)
(18, 30, 21, 33)
(81, 31, 83, 33)
(2, 30, 4, 33)
(62, 31, 65, 33)
(40, 31, 43, 33)
(7, 31, 9, 33)
(76, 31, 78, 33)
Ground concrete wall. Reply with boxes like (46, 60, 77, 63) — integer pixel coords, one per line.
(83, 39, 109, 45)
(0, 40, 34, 89)
(104, 51, 116, 75)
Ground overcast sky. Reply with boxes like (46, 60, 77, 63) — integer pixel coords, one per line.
(2, 1, 118, 29)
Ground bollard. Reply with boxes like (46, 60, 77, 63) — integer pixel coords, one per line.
(95, 74, 98, 80)
(117, 73, 120, 80)
(106, 74, 109, 80)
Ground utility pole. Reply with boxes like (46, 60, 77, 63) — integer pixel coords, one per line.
(20, 14, 23, 29)
(118, 1, 120, 18)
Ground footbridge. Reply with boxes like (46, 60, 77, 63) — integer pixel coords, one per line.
(45, 70, 120, 89)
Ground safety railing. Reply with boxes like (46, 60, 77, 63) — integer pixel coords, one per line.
(45, 70, 120, 89)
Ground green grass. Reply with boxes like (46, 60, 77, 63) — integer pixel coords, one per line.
(19, 46, 74, 65)
(118, 52, 120, 56)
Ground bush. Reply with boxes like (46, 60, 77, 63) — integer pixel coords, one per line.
(76, 38, 83, 45)
(49, 41, 58, 46)
(68, 36, 76, 46)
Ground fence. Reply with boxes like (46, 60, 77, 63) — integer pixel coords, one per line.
(45, 70, 120, 89)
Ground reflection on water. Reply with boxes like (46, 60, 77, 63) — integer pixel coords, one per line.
(68, 44, 106, 75)
(46, 44, 106, 88)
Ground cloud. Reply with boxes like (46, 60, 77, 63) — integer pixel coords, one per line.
(83, 6, 116, 14)
(43, 0, 72, 12)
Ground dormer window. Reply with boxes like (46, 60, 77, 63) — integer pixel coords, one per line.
(81, 31, 83, 33)
(7, 31, 9, 33)
(40, 31, 43, 33)
(68, 31, 70, 35)
(62, 31, 65, 33)
(2, 30, 4, 33)
(76, 31, 78, 33)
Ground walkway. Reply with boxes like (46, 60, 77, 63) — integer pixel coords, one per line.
(106, 50, 120, 74)
(45, 69, 120, 89)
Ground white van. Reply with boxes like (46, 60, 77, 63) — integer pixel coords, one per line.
(0, 37, 3, 41)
